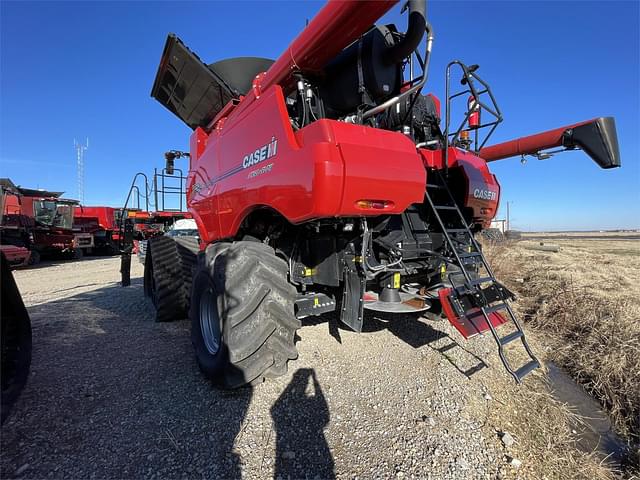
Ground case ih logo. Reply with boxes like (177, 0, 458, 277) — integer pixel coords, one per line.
(242, 137, 278, 169)
(473, 188, 497, 201)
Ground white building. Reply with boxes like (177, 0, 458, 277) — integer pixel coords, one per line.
(490, 219, 507, 233)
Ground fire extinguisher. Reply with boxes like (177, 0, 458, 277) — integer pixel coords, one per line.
(468, 95, 480, 129)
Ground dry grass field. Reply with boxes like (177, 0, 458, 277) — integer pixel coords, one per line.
(485, 233, 640, 469)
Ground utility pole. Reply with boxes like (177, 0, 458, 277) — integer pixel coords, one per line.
(506, 201, 512, 231)
(74, 138, 89, 204)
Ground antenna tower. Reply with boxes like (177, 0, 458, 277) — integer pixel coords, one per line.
(74, 138, 89, 203)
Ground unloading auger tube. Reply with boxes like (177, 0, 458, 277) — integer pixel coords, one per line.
(147, 0, 621, 387)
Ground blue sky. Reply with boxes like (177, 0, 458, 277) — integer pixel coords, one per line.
(1, 1, 638, 231)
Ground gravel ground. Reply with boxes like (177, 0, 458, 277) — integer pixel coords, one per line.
(0, 257, 608, 479)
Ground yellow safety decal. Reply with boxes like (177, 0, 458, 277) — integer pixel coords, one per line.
(440, 263, 447, 280)
(393, 272, 400, 289)
(314, 297, 320, 307)
(304, 267, 314, 277)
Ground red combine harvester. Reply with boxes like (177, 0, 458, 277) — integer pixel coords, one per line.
(120, 164, 192, 239)
(73, 206, 127, 256)
(0, 179, 31, 267)
(147, 0, 620, 388)
(127, 210, 193, 241)
(118, 164, 195, 285)
(0, 178, 81, 264)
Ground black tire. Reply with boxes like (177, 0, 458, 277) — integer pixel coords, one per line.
(28, 249, 40, 266)
(1, 253, 32, 424)
(144, 235, 198, 322)
(104, 242, 118, 256)
(190, 241, 300, 388)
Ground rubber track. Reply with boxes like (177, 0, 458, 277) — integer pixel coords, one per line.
(214, 241, 300, 387)
(148, 236, 198, 322)
(174, 236, 199, 307)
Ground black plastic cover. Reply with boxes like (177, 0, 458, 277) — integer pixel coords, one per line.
(563, 117, 621, 169)
(209, 57, 274, 96)
(319, 25, 402, 117)
(151, 34, 237, 130)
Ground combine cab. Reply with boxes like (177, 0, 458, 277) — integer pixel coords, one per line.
(1, 178, 81, 263)
(147, 0, 620, 387)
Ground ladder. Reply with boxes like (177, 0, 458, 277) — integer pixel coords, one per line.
(425, 169, 540, 383)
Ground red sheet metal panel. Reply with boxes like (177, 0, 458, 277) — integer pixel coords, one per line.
(439, 287, 507, 339)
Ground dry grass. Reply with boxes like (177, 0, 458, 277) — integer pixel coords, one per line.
(476, 369, 619, 480)
(483, 237, 640, 472)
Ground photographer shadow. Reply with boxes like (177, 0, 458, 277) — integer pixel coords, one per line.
(271, 368, 334, 479)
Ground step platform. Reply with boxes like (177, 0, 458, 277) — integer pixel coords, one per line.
(438, 287, 507, 339)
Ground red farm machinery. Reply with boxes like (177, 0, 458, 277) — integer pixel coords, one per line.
(1, 178, 82, 265)
(72, 206, 126, 256)
(145, 0, 621, 388)
(117, 164, 195, 285)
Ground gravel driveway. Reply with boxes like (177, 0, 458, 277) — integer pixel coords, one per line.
(0, 257, 599, 479)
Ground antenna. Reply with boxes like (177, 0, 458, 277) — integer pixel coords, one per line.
(74, 138, 89, 204)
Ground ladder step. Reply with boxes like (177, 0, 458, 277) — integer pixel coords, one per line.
(446, 228, 469, 234)
(470, 276, 494, 286)
(435, 205, 458, 210)
(499, 330, 523, 346)
(426, 183, 445, 189)
(458, 251, 481, 259)
(515, 360, 540, 382)
(484, 303, 507, 314)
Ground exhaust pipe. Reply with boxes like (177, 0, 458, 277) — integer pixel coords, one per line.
(384, 0, 427, 64)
